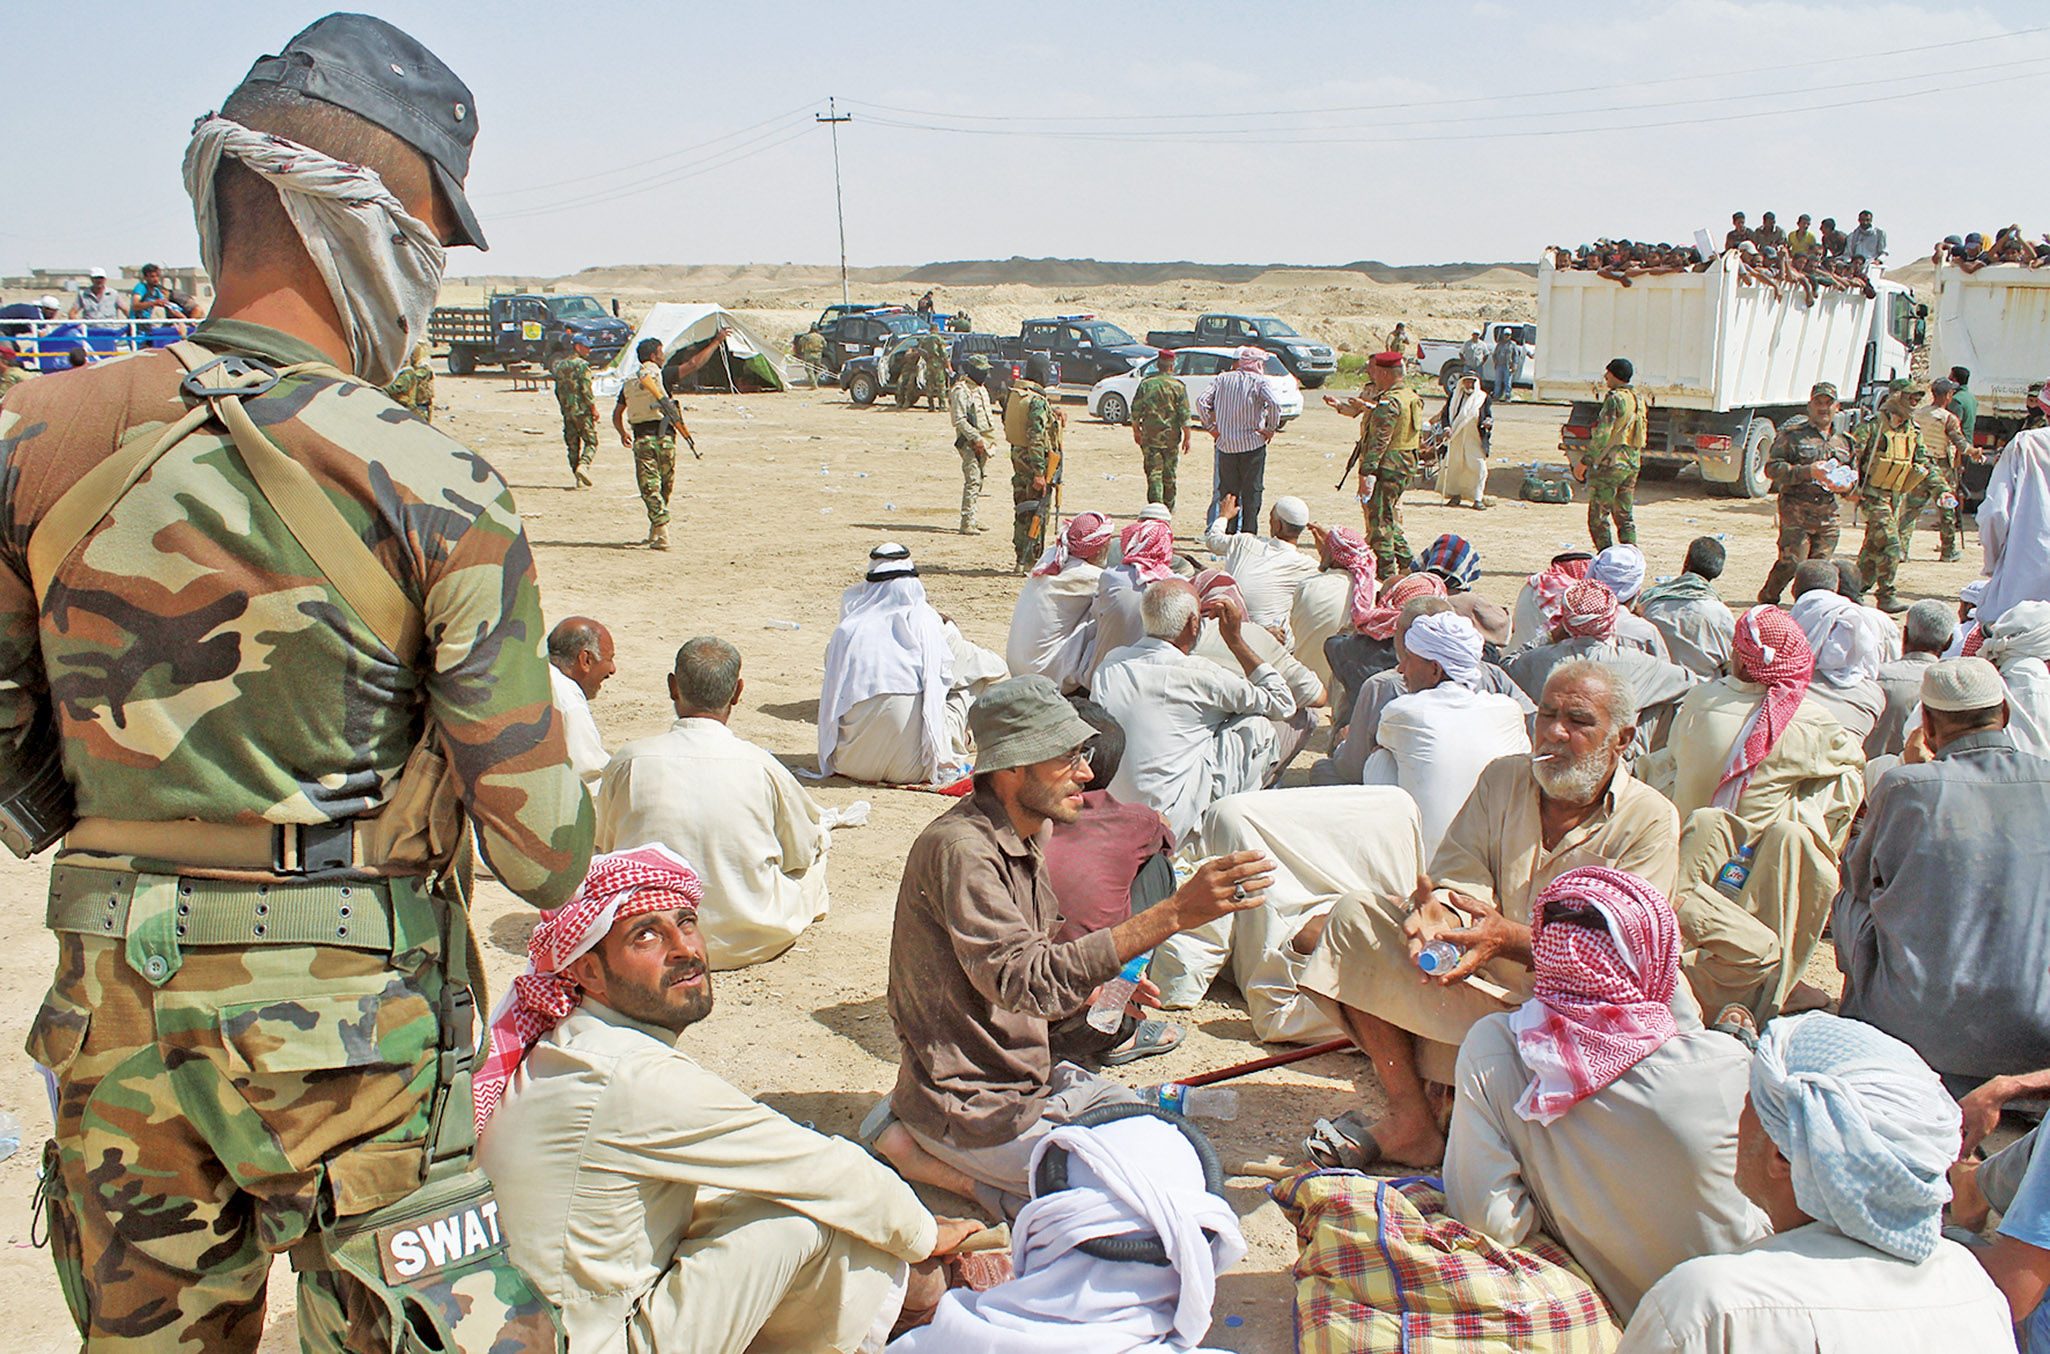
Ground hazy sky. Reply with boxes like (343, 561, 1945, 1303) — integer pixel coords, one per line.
(7, 1, 2048, 280)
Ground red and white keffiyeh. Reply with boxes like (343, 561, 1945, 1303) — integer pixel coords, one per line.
(1717, 606, 1815, 808)
(474, 844, 704, 1133)
(1234, 346, 1267, 372)
(1119, 518, 1177, 584)
(1033, 509, 1114, 577)
(1558, 579, 1619, 640)
(1529, 557, 1594, 634)
(1358, 570, 1447, 641)
(1510, 866, 1681, 1125)
(1320, 527, 1378, 631)
(1192, 567, 1249, 622)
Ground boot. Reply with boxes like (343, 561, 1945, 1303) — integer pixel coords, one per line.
(575, 465, 593, 487)
(959, 521, 987, 535)
(649, 523, 670, 551)
(1876, 591, 1908, 614)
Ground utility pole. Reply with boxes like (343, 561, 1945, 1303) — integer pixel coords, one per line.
(816, 97, 851, 305)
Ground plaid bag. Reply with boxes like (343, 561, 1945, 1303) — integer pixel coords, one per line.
(1272, 1169, 1621, 1354)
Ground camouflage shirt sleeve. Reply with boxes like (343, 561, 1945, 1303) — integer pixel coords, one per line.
(1591, 389, 1630, 458)
(1361, 392, 1398, 464)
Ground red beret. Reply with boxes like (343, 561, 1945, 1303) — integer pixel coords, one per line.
(1370, 351, 1404, 369)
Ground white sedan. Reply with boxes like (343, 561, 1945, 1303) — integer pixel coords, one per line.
(1087, 347, 1303, 426)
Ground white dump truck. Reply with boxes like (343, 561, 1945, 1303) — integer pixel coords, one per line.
(1534, 256, 1918, 496)
(1928, 260, 2050, 453)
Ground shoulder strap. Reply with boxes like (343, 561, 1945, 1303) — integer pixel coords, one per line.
(27, 341, 422, 666)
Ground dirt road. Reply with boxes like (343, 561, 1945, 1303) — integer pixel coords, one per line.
(0, 366, 1978, 1353)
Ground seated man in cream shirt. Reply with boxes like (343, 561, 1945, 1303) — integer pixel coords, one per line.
(549, 615, 615, 786)
(478, 845, 979, 1354)
(598, 636, 832, 970)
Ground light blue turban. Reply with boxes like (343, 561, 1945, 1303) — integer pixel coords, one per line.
(1750, 1012, 1958, 1262)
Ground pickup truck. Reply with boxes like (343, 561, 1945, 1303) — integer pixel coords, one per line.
(841, 334, 1058, 409)
(1416, 321, 1537, 394)
(1013, 316, 1155, 392)
(429, 293, 632, 375)
(1143, 313, 1336, 388)
(815, 306, 930, 376)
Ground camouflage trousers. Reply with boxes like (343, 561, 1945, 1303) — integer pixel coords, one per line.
(1140, 439, 1179, 510)
(26, 876, 451, 1353)
(1012, 444, 1048, 568)
(959, 440, 987, 529)
(561, 406, 597, 471)
(633, 430, 677, 529)
(1585, 461, 1639, 550)
(1900, 466, 1961, 558)
(1361, 468, 1411, 580)
(1760, 495, 1840, 603)
(1857, 491, 1905, 598)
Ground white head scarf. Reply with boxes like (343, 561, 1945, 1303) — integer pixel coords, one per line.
(817, 571, 952, 780)
(184, 115, 448, 386)
(1749, 1012, 1958, 1263)
(1986, 599, 2050, 666)
(1589, 544, 1647, 604)
(1401, 610, 1484, 690)
(1788, 588, 1882, 687)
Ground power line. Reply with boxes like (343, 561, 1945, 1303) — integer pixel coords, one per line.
(852, 65, 2049, 148)
(840, 23, 2047, 126)
(817, 98, 852, 306)
(488, 123, 813, 222)
(474, 99, 822, 200)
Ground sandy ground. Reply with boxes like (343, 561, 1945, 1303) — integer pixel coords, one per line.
(0, 347, 1982, 1353)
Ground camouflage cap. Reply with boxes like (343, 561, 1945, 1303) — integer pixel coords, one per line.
(965, 354, 992, 373)
(1811, 382, 1838, 400)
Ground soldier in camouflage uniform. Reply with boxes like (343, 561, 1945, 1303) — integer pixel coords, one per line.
(1853, 387, 1936, 612)
(381, 340, 435, 422)
(1328, 351, 1420, 579)
(1902, 378, 1970, 561)
(948, 355, 997, 534)
(916, 328, 947, 411)
(1130, 349, 1189, 509)
(1758, 381, 1855, 604)
(3, 17, 593, 1352)
(792, 325, 825, 387)
(612, 330, 731, 549)
(1581, 357, 1646, 550)
(1006, 376, 1063, 569)
(552, 333, 597, 486)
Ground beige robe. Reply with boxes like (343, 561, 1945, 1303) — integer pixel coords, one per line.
(1662, 681, 1865, 1021)
(1300, 755, 1681, 1082)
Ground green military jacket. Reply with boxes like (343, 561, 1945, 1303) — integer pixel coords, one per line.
(1766, 415, 1854, 507)
(1131, 372, 1188, 445)
(1590, 385, 1645, 470)
(552, 353, 595, 417)
(0, 320, 593, 904)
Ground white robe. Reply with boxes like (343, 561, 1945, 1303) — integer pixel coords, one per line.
(1980, 427, 2050, 628)
(549, 665, 608, 788)
(1007, 561, 1103, 691)
(1363, 684, 1532, 860)
(1440, 384, 1489, 501)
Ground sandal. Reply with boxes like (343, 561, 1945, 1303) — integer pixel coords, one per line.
(1303, 1109, 1383, 1170)
(1102, 1018, 1184, 1067)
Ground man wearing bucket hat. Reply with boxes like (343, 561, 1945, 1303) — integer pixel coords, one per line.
(877, 674, 1275, 1216)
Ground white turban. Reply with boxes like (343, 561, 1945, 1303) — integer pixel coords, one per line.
(1589, 544, 1647, 604)
(1402, 610, 1484, 690)
(1749, 1012, 1958, 1263)
(1987, 599, 2050, 667)
(1788, 589, 1882, 687)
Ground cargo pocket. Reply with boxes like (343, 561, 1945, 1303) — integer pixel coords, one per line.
(209, 975, 439, 1174)
(32, 1138, 90, 1338)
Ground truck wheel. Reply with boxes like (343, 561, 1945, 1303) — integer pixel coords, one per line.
(847, 371, 878, 406)
(1438, 361, 1462, 396)
(1299, 373, 1326, 390)
(1734, 417, 1773, 498)
(447, 346, 475, 377)
(1098, 392, 1129, 425)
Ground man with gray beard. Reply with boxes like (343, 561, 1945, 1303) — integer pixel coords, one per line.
(1296, 660, 1683, 1169)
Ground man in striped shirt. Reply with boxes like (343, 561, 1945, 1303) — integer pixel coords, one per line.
(1197, 346, 1283, 535)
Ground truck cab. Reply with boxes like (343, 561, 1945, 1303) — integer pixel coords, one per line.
(430, 292, 632, 374)
(1019, 316, 1156, 390)
(818, 307, 926, 375)
(1147, 314, 1337, 387)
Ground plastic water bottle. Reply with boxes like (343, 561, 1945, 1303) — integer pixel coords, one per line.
(1714, 844, 1756, 900)
(1417, 940, 1463, 975)
(762, 620, 801, 631)
(1088, 953, 1151, 1033)
(1142, 1083, 1239, 1120)
(0, 1110, 19, 1162)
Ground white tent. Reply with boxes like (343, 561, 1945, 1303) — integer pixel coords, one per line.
(592, 302, 787, 397)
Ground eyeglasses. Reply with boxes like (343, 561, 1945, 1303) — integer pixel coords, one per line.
(1053, 743, 1096, 773)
